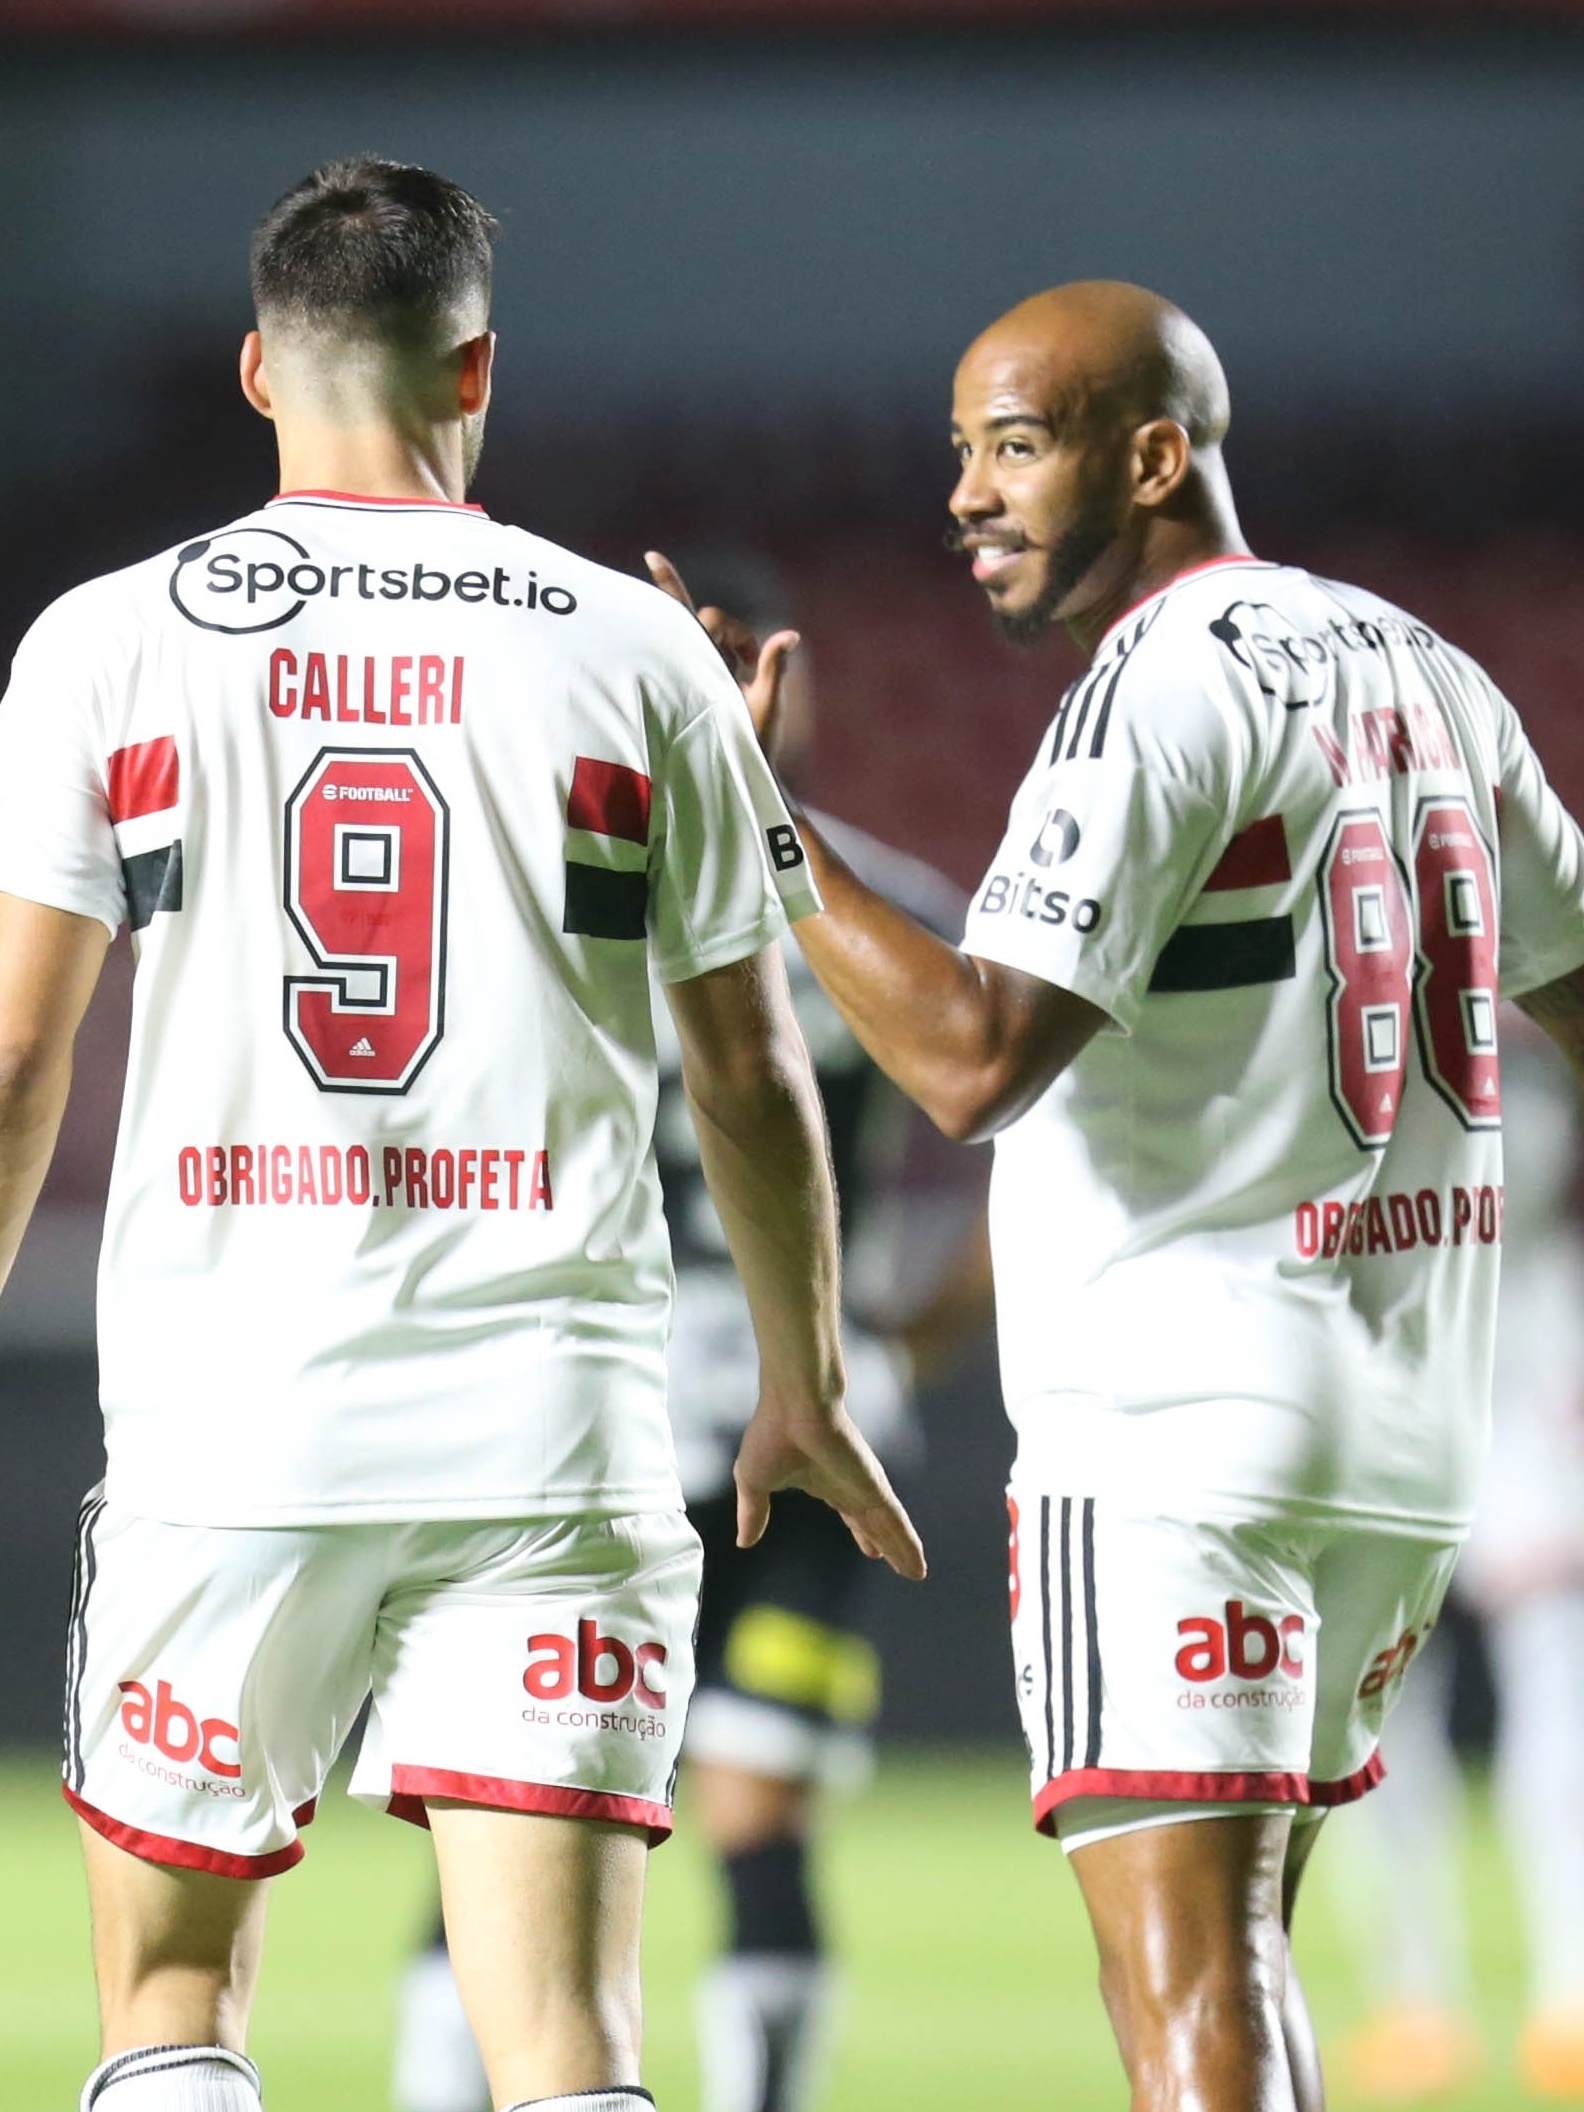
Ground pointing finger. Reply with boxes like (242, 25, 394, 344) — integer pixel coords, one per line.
(644, 550, 695, 610)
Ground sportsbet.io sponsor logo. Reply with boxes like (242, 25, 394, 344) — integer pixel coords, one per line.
(169, 524, 579, 636)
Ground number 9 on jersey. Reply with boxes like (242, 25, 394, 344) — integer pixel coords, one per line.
(283, 747, 450, 1095)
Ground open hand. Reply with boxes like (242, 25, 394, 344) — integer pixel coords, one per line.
(645, 549, 800, 761)
(732, 1396, 928, 1581)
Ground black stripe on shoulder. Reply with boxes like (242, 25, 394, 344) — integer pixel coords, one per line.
(123, 842, 183, 932)
(1047, 683, 1080, 765)
(563, 860, 648, 941)
(1148, 915, 1296, 994)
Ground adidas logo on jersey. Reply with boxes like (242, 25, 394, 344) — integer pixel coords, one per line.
(349, 1038, 377, 1057)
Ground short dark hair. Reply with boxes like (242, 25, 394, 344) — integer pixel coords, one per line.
(250, 158, 496, 341)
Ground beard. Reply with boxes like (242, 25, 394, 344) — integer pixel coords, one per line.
(990, 504, 1121, 648)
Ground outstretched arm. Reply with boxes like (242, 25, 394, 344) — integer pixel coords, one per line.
(786, 820, 1105, 1142)
(664, 946, 926, 1579)
(0, 893, 111, 1296)
(645, 550, 1105, 1142)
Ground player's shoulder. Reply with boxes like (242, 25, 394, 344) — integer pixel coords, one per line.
(805, 807, 966, 936)
(1042, 558, 1289, 780)
(6, 526, 206, 681)
(494, 521, 720, 657)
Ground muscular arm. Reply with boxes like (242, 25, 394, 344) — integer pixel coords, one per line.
(642, 549, 1105, 1140)
(1516, 962, 1584, 1087)
(791, 819, 1107, 1143)
(0, 894, 111, 1296)
(664, 947, 925, 1578)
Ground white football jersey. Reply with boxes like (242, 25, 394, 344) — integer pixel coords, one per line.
(963, 555, 1584, 1537)
(0, 492, 818, 1527)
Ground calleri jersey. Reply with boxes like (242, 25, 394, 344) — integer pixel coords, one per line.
(963, 555, 1584, 1538)
(0, 493, 818, 1527)
(652, 812, 965, 1503)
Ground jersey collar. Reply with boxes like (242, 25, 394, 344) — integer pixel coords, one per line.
(269, 489, 488, 515)
(1094, 553, 1273, 654)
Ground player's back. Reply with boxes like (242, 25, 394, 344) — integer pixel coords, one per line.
(967, 556, 1584, 1534)
(0, 493, 807, 1526)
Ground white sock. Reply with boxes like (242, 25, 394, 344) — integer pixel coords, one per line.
(697, 1957, 836, 2112)
(392, 1949, 491, 2112)
(81, 2046, 262, 2112)
(500, 2094, 654, 2110)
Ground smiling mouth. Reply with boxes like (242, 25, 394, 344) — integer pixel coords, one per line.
(967, 542, 1028, 586)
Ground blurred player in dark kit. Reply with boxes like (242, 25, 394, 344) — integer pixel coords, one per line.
(394, 554, 988, 2112)
(0, 160, 923, 2112)
(653, 279, 1584, 2112)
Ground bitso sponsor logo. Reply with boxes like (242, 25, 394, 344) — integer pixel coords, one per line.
(1175, 1601, 1307, 1711)
(118, 1678, 241, 1779)
(1028, 806, 1081, 868)
(169, 525, 578, 636)
(524, 1620, 667, 1710)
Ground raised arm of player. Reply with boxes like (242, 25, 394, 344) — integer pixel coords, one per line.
(0, 894, 110, 1297)
(664, 946, 925, 1581)
(646, 552, 1106, 1143)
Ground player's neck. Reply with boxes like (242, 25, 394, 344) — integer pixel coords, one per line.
(272, 420, 469, 507)
(1066, 465, 1250, 659)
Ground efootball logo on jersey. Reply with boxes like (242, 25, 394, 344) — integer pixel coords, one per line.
(169, 525, 578, 636)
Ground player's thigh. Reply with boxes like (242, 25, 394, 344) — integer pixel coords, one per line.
(352, 1509, 702, 1840)
(66, 1492, 384, 1883)
(1069, 1806, 1294, 1997)
(1307, 1526, 1461, 1803)
(685, 1486, 880, 1803)
(1008, 1490, 1317, 1840)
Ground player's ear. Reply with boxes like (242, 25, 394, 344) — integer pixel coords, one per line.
(239, 332, 275, 422)
(458, 330, 495, 417)
(1131, 417, 1192, 510)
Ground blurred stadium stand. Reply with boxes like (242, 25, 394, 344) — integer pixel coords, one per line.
(3, 0, 1582, 1746)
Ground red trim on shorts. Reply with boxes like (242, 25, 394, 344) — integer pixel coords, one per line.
(270, 489, 486, 513)
(292, 1797, 318, 1828)
(1307, 1750, 1386, 1806)
(1032, 1765, 1311, 1837)
(63, 1784, 305, 1880)
(386, 1766, 673, 1845)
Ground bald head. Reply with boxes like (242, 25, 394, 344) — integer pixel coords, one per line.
(948, 282, 1245, 651)
(962, 281, 1230, 452)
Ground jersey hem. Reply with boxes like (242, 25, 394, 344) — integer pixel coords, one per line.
(98, 1483, 687, 1530)
(0, 870, 122, 939)
(1006, 1464, 1472, 1545)
(62, 1784, 314, 1879)
(383, 1767, 673, 1845)
(653, 896, 816, 985)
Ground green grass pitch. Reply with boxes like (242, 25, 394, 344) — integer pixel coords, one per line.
(2, 1748, 1576, 2109)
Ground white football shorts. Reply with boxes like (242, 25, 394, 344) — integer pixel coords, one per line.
(62, 1488, 702, 1879)
(1007, 1484, 1460, 1849)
